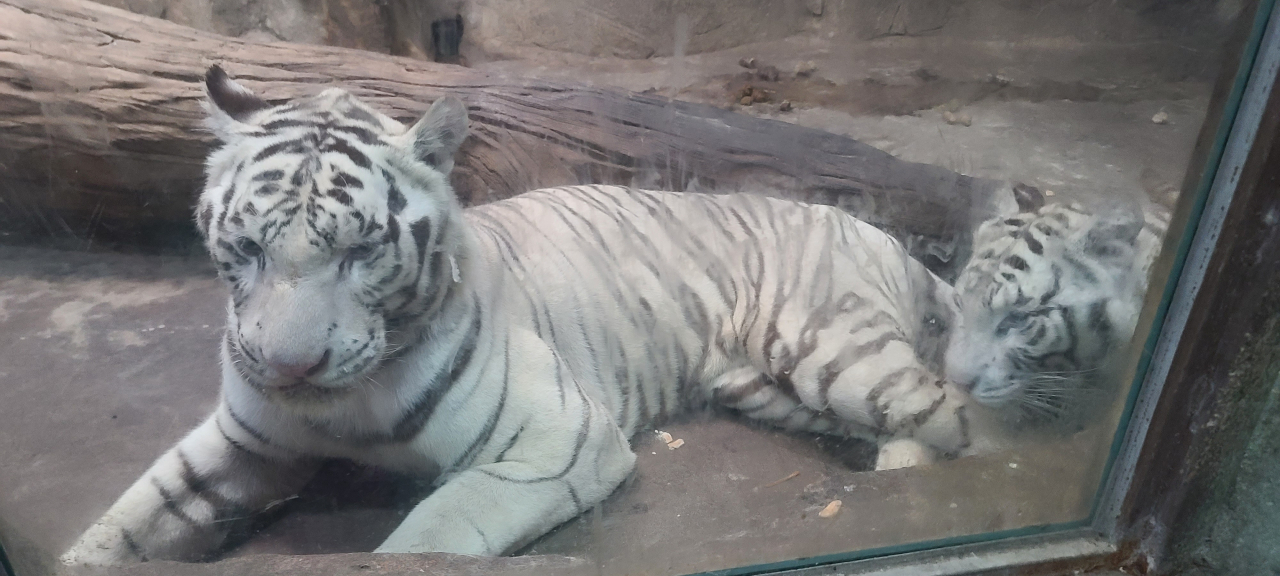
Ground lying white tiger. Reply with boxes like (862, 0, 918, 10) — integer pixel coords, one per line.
(61, 67, 1004, 565)
(946, 186, 1168, 425)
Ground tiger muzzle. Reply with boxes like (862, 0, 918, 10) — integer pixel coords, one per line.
(247, 279, 341, 384)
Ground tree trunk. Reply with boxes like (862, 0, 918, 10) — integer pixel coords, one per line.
(0, 0, 1002, 275)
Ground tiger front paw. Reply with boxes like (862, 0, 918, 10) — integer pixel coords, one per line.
(874, 438, 937, 471)
(60, 523, 140, 567)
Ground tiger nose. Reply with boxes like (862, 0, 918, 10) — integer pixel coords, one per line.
(267, 349, 331, 379)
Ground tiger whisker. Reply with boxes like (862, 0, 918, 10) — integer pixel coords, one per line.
(361, 374, 386, 391)
(1036, 368, 1100, 376)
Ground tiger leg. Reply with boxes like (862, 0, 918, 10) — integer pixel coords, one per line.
(867, 383, 1006, 470)
(785, 334, 1000, 471)
(709, 365, 953, 471)
(61, 404, 317, 565)
(376, 337, 636, 555)
(709, 366, 855, 435)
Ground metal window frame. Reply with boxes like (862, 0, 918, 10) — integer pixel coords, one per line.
(0, 543, 13, 576)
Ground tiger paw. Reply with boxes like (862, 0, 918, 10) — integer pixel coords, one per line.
(874, 438, 936, 471)
(60, 523, 136, 566)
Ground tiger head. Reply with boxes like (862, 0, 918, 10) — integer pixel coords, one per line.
(196, 66, 470, 403)
(945, 189, 1154, 425)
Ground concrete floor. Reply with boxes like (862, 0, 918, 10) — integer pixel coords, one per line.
(0, 27, 1215, 576)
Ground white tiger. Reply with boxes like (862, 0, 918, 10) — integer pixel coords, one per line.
(60, 66, 1008, 564)
(946, 184, 1169, 425)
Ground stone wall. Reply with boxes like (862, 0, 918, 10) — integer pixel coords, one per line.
(88, 0, 1240, 64)
(459, 0, 816, 59)
(90, 0, 388, 51)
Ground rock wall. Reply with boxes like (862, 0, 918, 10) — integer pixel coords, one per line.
(460, 0, 817, 59)
(88, 0, 1241, 64)
(91, 0, 388, 51)
(822, 0, 1242, 43)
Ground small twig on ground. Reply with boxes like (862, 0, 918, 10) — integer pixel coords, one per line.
(761, 471, 801, 488)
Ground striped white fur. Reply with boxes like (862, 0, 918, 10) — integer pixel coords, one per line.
(946, 197, 1169, 424)
(61, 68, 1004, 565)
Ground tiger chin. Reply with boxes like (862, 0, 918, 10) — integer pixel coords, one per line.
(945, 183, 1168, 433)
(61, 66, 1012, 566)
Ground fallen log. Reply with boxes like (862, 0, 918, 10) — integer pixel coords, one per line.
(0, 0, 1002, 275)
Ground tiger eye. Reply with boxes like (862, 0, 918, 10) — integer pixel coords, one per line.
(236, 237, 264, 257)
(346, 243, 378, 262)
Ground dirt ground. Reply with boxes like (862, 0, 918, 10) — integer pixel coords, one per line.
(472, 32, 1209, 211)
(0, 14, 1221, 576)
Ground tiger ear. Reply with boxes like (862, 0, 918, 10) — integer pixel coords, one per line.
(1080, 210, 1144, 264)
(1011, 182, 1045, 213)
(203, 65, 270, 140)
(406, 95, 469, 174)
(988, 181, 1045, 221)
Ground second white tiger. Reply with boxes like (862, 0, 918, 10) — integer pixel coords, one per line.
(62, 67, 1005, 564)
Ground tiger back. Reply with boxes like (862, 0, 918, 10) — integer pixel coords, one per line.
(468, 185, 969, 442)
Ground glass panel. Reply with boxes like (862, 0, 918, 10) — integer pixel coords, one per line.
(0, 1, 1263, 574)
